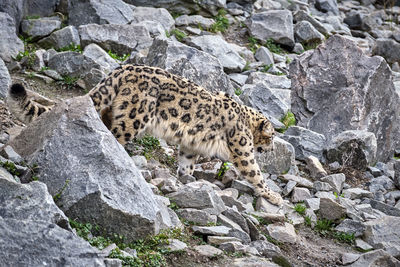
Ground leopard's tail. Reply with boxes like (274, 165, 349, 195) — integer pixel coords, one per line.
(7, 83, 55, 124)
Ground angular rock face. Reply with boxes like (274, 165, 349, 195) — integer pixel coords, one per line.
(248, 10, 295, 49)
(0, 179, 69, 229)
(145, 38, 233, 94)
(372, 38, 400, 65)
(0, 218, 107, 266)
(21, 18, 61, 40)
(325, 130, 377, 170)
(68, 0, 134, 26)
(8, 96, 174, 242)
(131, 7, 175, 31)
(290, 34, 400, 162)
(188, 35, 246, 73)
(38, 26, 81, 50)
(79, 23, 152, 55)
(0, 12, 24, 62)
(0, 58, 11, 98)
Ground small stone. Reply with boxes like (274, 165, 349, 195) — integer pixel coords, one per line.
(355, 239, 373, 251)
(0, 145, 23, 163)
(291, 187, 311, 203)
(319, 198, 347, 221)
(131, 155, 147, 169)
(177, 174, 196, 184)
(282, 180, 297, 196)
(313, 181, 333, 192)
(207, 236, 241, 246)
(163, 239, 187, 252)
(193, 245, 223, 257)
(176, 208, 217, 226)
(250, 211, 285, 223)
(342, 253, 360, 265)
(343, 188, 374, 199)
(266, 223, 297, 244)
(321, 173, 346, 194)
(192, 225, 231, 236)
(335, 219, 366, 237)
(279, 174, 313, 188)
(305, 156, 327, 179)
(255, 197, 282, 214)
(231, 179, 255, 195)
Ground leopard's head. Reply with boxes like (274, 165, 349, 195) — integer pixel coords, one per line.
(254, 119, 275, 153)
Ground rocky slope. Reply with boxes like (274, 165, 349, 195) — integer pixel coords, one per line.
(1, 0, 400, 266)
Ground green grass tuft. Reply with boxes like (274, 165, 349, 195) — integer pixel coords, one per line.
(169, 29, 187, 42)
(210, 9, 229, 33)
(107, 50, 130, 62)
(293, 203, 306, 215)
(264, 39, 285, 55)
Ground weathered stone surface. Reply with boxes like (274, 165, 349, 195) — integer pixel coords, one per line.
(291, 187, 311, 203)
(348, 249, 400, 267)
(145, 38, 233, 94)
(372, 38, 400, 65)
(219, 241, 254, 254)
(279, 174, 313, 188)
(320, 173, 346, 194)
(48, 51, 101, 79)
(342, 253, 360, 265)
(395, 160, 400, 189)
(175, 15, 215, 29)
(248, 10, 295, 48)
(293, 10, 329, 35)
(315, 0, 339, 15)
(192, 225, 231, 236)
(249, 240, 282, 259)
(176, 208, 217, 225)
(369, 200, 400, 217)
(232, 257, 280, 267)
(168, 183, 226, 215)
(313, 181, 333, 192)
(0, 218, 107, 266)
(222, 208, 249, 234)
(266, 223, 297, 244)
(83, 43, 119, 73)
(355, 239, 373, 251)
(246, 72, 291, 90)
(294, 21, 324, 44)
(38, 26, 80, 50)
(319, 198, 346, 221)
(0, 12, 24, 62)
(240, 83, 289, 120)
(193, 245, 223, 257)
(305, 198, 320, 210)
(208, 236, 241, 246)
(0, 58, 11, 98)
(325, 130, 377, 170)
(0, 178, 69, 229)
(68, 0, 134, 26)
(131, 7, 174, 31)
(79, 24, 152, 55)
(124, 0, 225, 16)
(21, 18, 61, 40)
(281, 126, 326, 162)
(164, 239, 187, 252)
(342, 188, 374, 200)
(255, 137, 295, 175)
(305, 156, 327, 179)
(254, 47, 273, 66)
(8, 96, 173, 242)
(290, 34, 400, 162)
(188, 35, 246, 73)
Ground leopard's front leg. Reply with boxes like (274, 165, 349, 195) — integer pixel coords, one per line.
(228, 134, 283, 206)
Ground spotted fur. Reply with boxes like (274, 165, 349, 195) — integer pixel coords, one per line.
(7, 64, 283, 205)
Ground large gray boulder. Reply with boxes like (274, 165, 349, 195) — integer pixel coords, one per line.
(364, 216, 400, 257)
(348, 249, 400, 267)
(240, 83, 289, 121)
(188, 35, 246, 73)
(68, 0, 134, 26)
(8, 96, 176, 242)
(372, 38, 400, 65)
(0, 12, 24, 62)
(281, 126, 326, 162)
(0, 178, 69, 229)
(0, 218, 107, 266)
(145, 38, 234, 94)
(131, 6, 175, 32)
(0, 58, 11, 98)
(123, 0, 226, 16)
(20, 18, 61, 41)
(290, 35, 400, 162)
(0, 0, 58, 30)
(79, 23, 152, 55)
(248, 10, 295, 49)
(38, 26, 81, 50)
(48, 51, 102, 79)
(315, 0, 339, 15)
(255, 137, 295, 175)
(294, 21, 325, 45)
(83, 44, 119, 74)
(325, 130, 377, 170)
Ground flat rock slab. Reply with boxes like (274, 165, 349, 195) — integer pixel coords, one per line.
(348, 249, 400, 267)
(266, 223, 297, 244)
(233, 256, 281, 267)
(193, 245, 223, 257)
(192, 225, 231, 236)
(0, 218, 106, 266)
(319, 198, 347, 221)
(9, 96, 173, 242)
